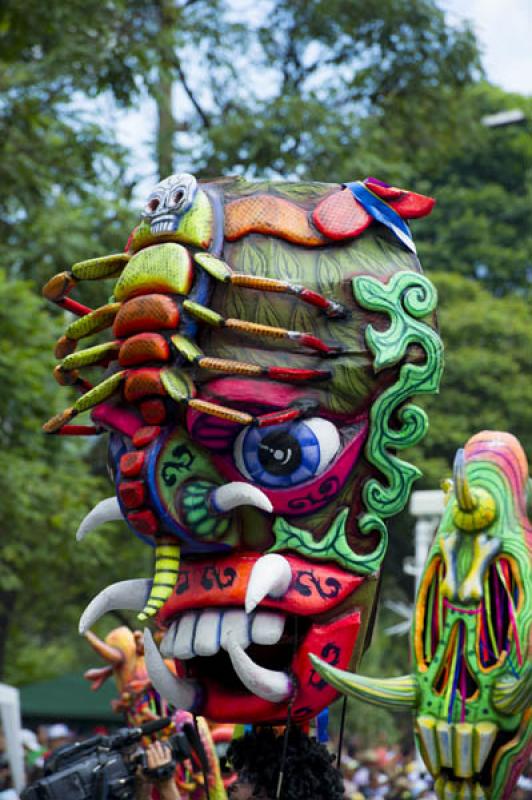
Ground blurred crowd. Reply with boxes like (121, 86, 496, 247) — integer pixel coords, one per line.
(0, 722, 74, 798)
(338, 735, 437, 800)
(338, 733, 532, 800)
(1, 723, 531, 799)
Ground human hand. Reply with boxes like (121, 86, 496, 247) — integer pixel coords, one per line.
(145, 740, 173, 772)
(143, 741, 181, 800)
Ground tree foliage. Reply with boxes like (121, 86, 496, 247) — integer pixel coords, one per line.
(412, 271, 532, 484)
(0, 0, 530, 708)
(0, 272, 150, 682)
(416, 83, 532, 297)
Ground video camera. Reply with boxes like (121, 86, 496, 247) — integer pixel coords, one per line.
(21, 716, 210, 800)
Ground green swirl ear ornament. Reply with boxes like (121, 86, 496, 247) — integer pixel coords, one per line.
(353, 270, 444, 542)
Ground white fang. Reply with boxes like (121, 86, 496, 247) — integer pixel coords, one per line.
(245, 554, 292, 613)
(210, 482, 273, 514)
(144, 628, 198, 711)
(226, 633, 292, 704)
(76, 497, 124, 541)
(78, 579, 151, 634)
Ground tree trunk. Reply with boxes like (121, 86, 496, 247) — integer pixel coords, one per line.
(155, 71, 174, 179)
(155, 0, 177, 178)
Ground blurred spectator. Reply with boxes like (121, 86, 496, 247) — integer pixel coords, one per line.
(46, 724, 73, 753)
(19, 730, 45, 785)
(0, 755, 19, 800)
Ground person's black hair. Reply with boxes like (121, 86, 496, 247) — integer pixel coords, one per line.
(227, 726, 345, 800)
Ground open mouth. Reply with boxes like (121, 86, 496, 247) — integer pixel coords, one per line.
(149, 552, 367, 723)
(79, 551, 369, 725)
(417, 716, 527, 800)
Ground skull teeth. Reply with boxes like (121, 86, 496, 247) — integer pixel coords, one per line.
(417, 717, 499, 789)
(159, 607, 286, 660)
(151, 217, 177, 234)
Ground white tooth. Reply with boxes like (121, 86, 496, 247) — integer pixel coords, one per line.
(245, 554, 292, 613)
(144, 628, 198, 711)
(226, 633, 292, 703)
(193, 610, 222, 657)
(473, 722, 497, 773)
(453, 723, 473, 778)
(75, 497, 124, 541)
(210, 482, 273, 514)
(173, 612, 197, 660)
(79, 579, 151, 633)
(251, 612, 285, 646)
(220, 610, 251, 651)
(160, 621, 178, 658)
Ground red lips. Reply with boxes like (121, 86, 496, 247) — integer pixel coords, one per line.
(156, 552, 366, 724)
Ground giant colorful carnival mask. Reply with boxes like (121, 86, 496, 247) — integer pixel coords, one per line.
(43, 174, 443, 724)
(311, 431, 532, 800)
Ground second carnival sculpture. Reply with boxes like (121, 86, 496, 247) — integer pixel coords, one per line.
(42, 173, 443, 725)
(312, 431, 532, 800)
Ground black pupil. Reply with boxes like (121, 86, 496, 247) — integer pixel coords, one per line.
(258, 431, 301, 476)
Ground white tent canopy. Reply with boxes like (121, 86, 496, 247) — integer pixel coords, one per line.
(0, 683, 25, 793)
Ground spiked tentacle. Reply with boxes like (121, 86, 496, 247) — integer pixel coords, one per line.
(192, 252, 345, 317)
(183, 299, 343, 355)
(54, 341, 121, 385)
(43, 371, 126, 433)
(196, 356, 330, 382)
(42, 255, 129, 317)
(54, 303, 121, 359)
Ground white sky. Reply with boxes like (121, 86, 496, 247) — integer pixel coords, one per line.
(443, 0, 532, 94)
(114, 0, 532, 194)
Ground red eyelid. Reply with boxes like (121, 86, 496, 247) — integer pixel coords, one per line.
(187, 405, 367, 451)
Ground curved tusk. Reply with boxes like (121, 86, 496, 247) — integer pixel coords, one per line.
(453, 449, 476, 512)
(143, 628, 199, 711)
(210, 482, 273, 514)
(226, 633, 293, 703)
(245, 554, 292, 613)
(76, 497, 125, 541)
(309, 654, 417, 710)
(138, 539, 180, 622)
(84, 630, 124, 665)
(79, 579, 152, 634)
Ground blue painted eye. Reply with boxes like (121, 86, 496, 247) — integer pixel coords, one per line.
(234, 417, 340, 488)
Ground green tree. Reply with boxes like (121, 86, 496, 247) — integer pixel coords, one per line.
(413, 270, 532, 484)
(168, 0, 481, 180)
(0, 272, 150, 682)
(416, 83, 532, 297)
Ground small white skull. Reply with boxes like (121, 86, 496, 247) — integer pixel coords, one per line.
(142, 173, 198, 233)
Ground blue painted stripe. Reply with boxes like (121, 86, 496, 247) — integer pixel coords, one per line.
(345, 181, 416, 254)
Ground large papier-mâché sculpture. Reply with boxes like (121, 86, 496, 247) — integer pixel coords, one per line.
(311, 431, 532, 800)
(43, 174, 442, 724)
